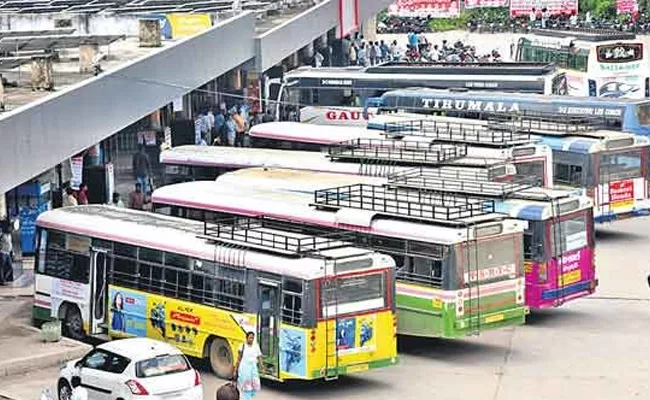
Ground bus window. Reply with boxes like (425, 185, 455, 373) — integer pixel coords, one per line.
(554, 163, 585, 187)
(523, 222, 546, 261)
(464, 236, 519, 286)
(282, 279, 304, 325)
(551, 213, 589, 256)
(636, 103, 650, 125)
(321, 273, 385, 317)
(552, 73, 568, 96)
(514, 161, 545, 187)
(598, 151, 642, 183)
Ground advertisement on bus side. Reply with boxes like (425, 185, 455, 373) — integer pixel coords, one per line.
(609, 180, 635, 209)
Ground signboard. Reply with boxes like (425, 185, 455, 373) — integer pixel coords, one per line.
(465, 0, 508, 8)
(388, 0, 460, 18)
(596, 43, 642, 63)
(609, 180, 634, 209)
(69, 156, 83, 190)
(616, 0, 638, 13)
(167, 13, 212, 38)
(509, 0, 578, 16)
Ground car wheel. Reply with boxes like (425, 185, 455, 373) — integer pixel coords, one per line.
(58, 379, 72, 400)
(63, 306, 85, 341)
(209, 338, 234, 379)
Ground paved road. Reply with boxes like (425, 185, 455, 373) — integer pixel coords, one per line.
(2, 218, 649, 400)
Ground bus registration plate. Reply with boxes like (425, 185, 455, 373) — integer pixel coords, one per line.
(347, 364, 369, 373)
(485, 314, 504, 324)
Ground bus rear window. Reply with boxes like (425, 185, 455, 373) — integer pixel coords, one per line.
(599, 151, 642, 183)
(552, 213, 589, 255)
(135, 354, 190, 378)
(636, 103, 650, 125)
(321, 273, 386, 316)
(464, 236, 519, 283)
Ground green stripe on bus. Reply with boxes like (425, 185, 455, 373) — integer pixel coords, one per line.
(396, 291, 524, 338)
(309, 357, 399, 378)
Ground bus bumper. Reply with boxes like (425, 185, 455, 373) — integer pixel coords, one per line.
(453, 305, 528, 335)
(594, 208, 650, 223)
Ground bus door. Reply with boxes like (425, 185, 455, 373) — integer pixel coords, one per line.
(257, 280, 281, 378)
(89, 248, 108, 335)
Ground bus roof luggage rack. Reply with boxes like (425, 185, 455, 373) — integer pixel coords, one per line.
(387, 167, 534, 198)
(530, 28, 636, 41)
(486, 112, 609, 136)
(201, 216, 359, 258)
(365, 61, 557, 76)
(328, 138, 468, 166)
(312, 183, 496, 224)
(380, 118, 533, 147)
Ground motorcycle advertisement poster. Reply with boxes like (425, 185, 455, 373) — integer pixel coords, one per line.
(388, 0, 460, 18)
(509, 0, 578, 16)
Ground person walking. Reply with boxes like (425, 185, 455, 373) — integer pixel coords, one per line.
(111, 192, 125, 208)
(349, 44, 357, 66)
(225, 111, 237, 146)
(77, 183, 89, 205)
(232, 108, 247, 147)
(132, 145, 152, 194)
(0, 219, 13, 285)
(62, 187, 78, 207)
(233, 331, 263, 400)
(128, 183, 145, 210)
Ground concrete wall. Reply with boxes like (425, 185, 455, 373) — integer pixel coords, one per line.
(0, 12, 256, 194)
(255, 0, 338, 72)
(0, 14, 140, 35)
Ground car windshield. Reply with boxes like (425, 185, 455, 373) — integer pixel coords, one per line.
(135, 354, 190, 378)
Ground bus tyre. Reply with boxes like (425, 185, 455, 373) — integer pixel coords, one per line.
(209, 338, 234, 379)
(63, 306, 84, 341)
(58, 379, 72, 400)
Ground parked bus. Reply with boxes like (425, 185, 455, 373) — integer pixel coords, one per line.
(160, 145, 517, 185)
(152, 181, 529, 338)
(514, 29, 650, 99)
(209, 167, 596, 309)
(265, 62, 568, 124)
(538, 130, 650, 222)
(364, 88, 650, 135)
(34, 205, 398, 380)
(249, 121, 553, 187)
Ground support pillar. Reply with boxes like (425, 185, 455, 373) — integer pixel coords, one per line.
(362, 16, 377, 42)
(139, 19, 162, 47)
(79, 44, 99, 73)
(30, 56, 54, 91)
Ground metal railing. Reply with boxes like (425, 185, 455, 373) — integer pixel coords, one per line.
(328, 138, 468, 166)
(313, 184, 496, 222)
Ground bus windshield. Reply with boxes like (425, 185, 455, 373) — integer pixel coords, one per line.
(514, 160, 545, 187)
(552, 213, 589, 255)
(321, 272, 386, 317)
(464, 236, 519, 285)
(636, 102, 650, 125)
(598, 150, 642, 183)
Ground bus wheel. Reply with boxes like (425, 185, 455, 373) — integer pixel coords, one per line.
(209, 338, 234, 379)
(63, 306, 85, 341)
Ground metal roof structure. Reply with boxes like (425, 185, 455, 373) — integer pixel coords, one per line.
(365, 61, 558, 76)
(529, 28, 636, 42)
(0, 34, 125, 54)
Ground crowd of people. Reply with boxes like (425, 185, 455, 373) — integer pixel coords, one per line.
(194, 103, 275, 148)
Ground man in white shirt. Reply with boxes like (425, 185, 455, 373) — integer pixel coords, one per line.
(62, 187, 78, 207)
(70, 377, 88, 400)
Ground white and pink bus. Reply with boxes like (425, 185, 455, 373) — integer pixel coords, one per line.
(249, 121, 553, 187)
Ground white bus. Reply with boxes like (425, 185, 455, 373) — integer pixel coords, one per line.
(152, 180, 529, 338)
(249, 121, 553, 187)
(265, 62, 569, 124)
(34, 205, 398, 380)
(515, 29, 650, 99)
(160, 145, 518, 186)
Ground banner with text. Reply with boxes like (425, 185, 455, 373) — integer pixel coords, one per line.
(465, 0, 509, 9)
(388, 0, 461, 18)
(616, 0, 638, 13)
(509, 0, 578, 16)
(167, 13, 212, 38)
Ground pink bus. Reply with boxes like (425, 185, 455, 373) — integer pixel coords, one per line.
(152, 167, 597, 310)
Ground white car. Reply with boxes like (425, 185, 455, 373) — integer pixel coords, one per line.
(58, 338, 203, 400)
